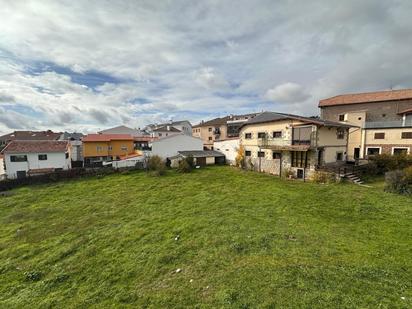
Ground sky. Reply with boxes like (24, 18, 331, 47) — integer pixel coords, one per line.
(1, 0, 412, 135)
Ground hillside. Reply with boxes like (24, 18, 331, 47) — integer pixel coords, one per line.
(1, 167, 411, 308)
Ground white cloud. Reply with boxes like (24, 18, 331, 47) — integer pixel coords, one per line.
(194, 67, 230, 90)
(264, 83, 310, 103)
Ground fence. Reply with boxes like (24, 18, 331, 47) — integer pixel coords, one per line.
(0, 165, 144, 192)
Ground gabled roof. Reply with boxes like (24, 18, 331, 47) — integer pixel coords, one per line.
(241, 111, 354, 128)
(193, 116, 230, 128)
(1, 140, 69, 154)
(0, 130, 62, 142)
(152, 125, 181, 132)
(98, 125, 148, 136)
(398, 108, 412, 115)
(59, 132, 84, 141)
(178, 150, 225, 157)
(82, 134, 134, 142)
(319, 89, 412, 107)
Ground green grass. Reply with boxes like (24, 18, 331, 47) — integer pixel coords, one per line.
(0, 166, 411, 308)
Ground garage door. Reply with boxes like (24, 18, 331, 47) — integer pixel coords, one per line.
(196, 157, 206, 166)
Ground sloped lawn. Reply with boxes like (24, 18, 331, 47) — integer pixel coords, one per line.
(0, 166, 411, 308)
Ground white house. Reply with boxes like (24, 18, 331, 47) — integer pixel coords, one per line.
(146, 120, 192, 136)
(151, 134, 203, 159)
(213, 138, 240, 165)
(0, 155, 5, 180)
(1, 140, 71, 179)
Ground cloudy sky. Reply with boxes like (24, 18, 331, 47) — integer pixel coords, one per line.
(1, 0, 412, 135)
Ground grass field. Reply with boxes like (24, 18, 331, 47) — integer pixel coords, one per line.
(0, 166, 411, 308)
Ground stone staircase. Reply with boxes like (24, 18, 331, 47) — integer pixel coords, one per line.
(343, 172, 364, 185)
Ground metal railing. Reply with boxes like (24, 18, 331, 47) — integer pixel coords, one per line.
(364, 120, 412, 128)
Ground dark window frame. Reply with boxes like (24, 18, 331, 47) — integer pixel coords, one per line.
(257, 151, 265, 158)
(336, 128, 345, 139)
(374, 132, 385, 139)
(401, 132, 412, 139)
(272, 152, 281, 159)
(272, 131, 282, 138)
(10, 155, 28, 162)
(38, 154, 48, 160)
(244, 133, 252, 139)
(257, 132, 266, 139)
(245, 150, 251, 157)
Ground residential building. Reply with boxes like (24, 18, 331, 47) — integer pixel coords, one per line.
(146, 120, 192, 136)
(98, 125, 153, 149)
(240, 112, 353, 179)
(0, 154, 5, 180)
(319, 89, 412, 159)
(192, 113, 256, 149)
(214, 138, 240, 165)
(151, 125, 182, 138)
(151, 134, 203, 159)
(0, 130, 61, 149)
(1, 140, 71, 179)
(170, 150, 225, 167)
(59, 132, 84, 164)
(82, 134, 135, 167)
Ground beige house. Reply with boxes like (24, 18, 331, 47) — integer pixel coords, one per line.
(319, 89, 412, 159)
(192, 113, 256, 149)
(240, 112, 352, 179)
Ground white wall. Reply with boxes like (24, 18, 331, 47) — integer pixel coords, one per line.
(0, 157, 5, 180)
(151, 134, 203, 158)
(4, 152, 71, 179)
(214, 139, 239, 164)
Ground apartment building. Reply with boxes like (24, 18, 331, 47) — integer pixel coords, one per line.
(192, 113, 257, 149)
(319, 89, 412, 159)
(240, 112, 352, 179)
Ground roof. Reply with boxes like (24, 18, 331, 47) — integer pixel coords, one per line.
(241, 111, 354, 128)
(152, 125, 181, 132)
(193, 116, 230, 128)
(98, 125, 148, 136)
(398, 108, 412, 115)
(0, 130, 61, 142)
(1, 140, 69, 154)
(59, 132, 84, 141)
(319, 89, 412, 107)
(178, 150, 225, 157)
(82, 134, 134, 142)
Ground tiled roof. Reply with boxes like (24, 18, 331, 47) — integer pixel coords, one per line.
(98, 125, 149, 136)
(1, 140, 69, 154)
(398, 108, 412, 115)
(241, 112, 354, 128)
(82, 134, 134, 142)
(193, 116, 230, 128)
(319, 89, 412, 107)
(178, 150, 225, 157)
(0, 130, 61, 142)
(152, 126, 181, 132)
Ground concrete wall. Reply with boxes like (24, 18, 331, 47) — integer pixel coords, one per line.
(151, 134, 203, 158)
(213, 139, 239, 164)
(4, 152, 71, 179)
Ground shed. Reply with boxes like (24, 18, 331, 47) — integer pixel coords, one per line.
(172, 150, 226, 167)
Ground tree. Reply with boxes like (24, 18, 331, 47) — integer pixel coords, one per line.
(235, 145, 246, 169)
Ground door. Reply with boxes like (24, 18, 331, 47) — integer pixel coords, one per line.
(16, 171, 26, 179)
(354, 148, 360, 160)
(317, 149, 324, 166)
(196, 157, 206, 166)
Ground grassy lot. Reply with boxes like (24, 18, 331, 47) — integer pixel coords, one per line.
(0, 166, 411, 308)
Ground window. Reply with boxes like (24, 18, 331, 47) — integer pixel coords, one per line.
(244, 133, 252, 139)
(208, 127, 212, 132)
(257, 132, 266, 139)
(392, 147, 409, 155)
(291, 151, 308, 168)
(108, 146, 113, 151)
(358, 117, 362, 120)
(258, 151, 265, 158)
(208, 137, 212, 141)
(96, 146, 102, 152)
(367, 147, 381, 156)
(158, 133, 162, 137)
(336, 152, 343, 161)
(65, 152, 69, 159)
(272, 131, 282, 138)
(338, 114, 345, 121)
(245, 150, 251, 156)
(121, 146, 128, 151)
(272, 152, 281, 159)
(38, 154, 47, 160)
(10, 155, 27, 162)
(382, 114, 386, 117)
(374, 132, 385, 139)
(336, 128, 345, 139)
(401, 132, 412, 139)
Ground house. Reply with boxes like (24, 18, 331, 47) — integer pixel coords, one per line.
(150, 134, 203, 159)
(192, 113, 257, 149)
(1, 140, 71, 179)
(0, 154, 5, 180)
(151, 125, 182, 139)
(319, 89, 412, 159)
(239, 112, 353, 179)
(59, 132, 84, 165)
(146, 120, 192, 136)
(98, 125, 153, 149)
(213, 138, 240, 165)
(170, 150, 226, 167)
(82, 134, 135, 167)
(0, 130, 61, 150)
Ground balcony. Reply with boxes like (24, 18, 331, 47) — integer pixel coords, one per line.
(258, 138, 313, 151)
(364, 119, 412, 129)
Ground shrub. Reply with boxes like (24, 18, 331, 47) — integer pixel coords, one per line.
(235, 145, 246, 169)
(185, 155, 195, 168)
(384, 169, 412, 195)
(176, 159, 192, 173)
(147, 155, 166, 176)
(282, 168, 294, 179)
(370, 154, 412, 173)
(311, 171, 335, 183)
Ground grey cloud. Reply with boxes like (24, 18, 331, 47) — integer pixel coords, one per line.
(89, 108, 110, 124)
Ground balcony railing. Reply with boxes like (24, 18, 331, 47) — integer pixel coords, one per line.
(364, 120, 412, 128)
(258, 138, 315, 148)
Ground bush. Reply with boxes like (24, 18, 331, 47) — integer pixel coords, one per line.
(185, 155, 195, 168)
(147, 155, 166, 176)
(176, 159, 192, 173)
(235, 145, 246, 169)
(384, 169, 412, 195)
(370, 154, 412, 174)
(311, 171, 336, 183)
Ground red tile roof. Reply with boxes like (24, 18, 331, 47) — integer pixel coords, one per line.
(398, 108, 412, 115)
(1, 140, 69, 154)
(82, 134, 134, 142)
(0, 130, 61, 141)
(319, 89, 412, 107)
